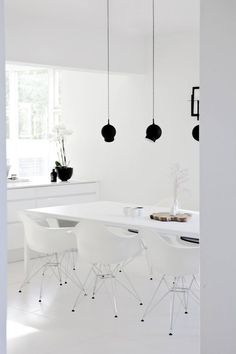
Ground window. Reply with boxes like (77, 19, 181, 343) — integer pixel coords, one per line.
(6, 64, 62, 178)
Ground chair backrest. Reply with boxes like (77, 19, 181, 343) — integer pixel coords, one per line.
(74, 220, 141, 265)
(19, 212, 76, 254)
(141, 229, 200, 276)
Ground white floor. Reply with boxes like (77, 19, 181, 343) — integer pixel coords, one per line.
(7, 254, 200, 354)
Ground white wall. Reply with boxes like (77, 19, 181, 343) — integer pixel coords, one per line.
(61, 32, 199, 209)
(5, 0, 148, 74)
(201, 0, 236, 353)
(5, 0, 199, 75)
(0, 0, 7, 352)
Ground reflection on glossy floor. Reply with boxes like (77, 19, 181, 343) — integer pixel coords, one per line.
(7, 254, 200, 354)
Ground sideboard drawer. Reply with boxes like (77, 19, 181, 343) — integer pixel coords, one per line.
(36, 193, 97, 208)
(8, 199, 36, 223)
(7, 188, 35, 201)
(34, 182, 98, 199)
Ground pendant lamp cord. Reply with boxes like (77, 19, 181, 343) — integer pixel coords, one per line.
(107, 0, 110, 123)
(152, 0, 155, 122)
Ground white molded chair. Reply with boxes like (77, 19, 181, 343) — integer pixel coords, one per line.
(19, 212, 84, 302)
(140, 229, 200, 335)
(72, 220, 143, 317)
(139, 197, 175, 281)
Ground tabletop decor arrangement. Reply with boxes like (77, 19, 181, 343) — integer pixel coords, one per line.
(50, 124, 73, 182)
(150, 212, 191, 223)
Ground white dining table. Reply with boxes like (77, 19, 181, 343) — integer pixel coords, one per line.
(25, 200, 199, 276)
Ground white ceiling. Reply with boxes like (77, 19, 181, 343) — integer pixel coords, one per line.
(6, 0, 199, 35)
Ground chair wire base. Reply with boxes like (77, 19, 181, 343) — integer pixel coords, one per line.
(141, 274, 199, 335)
(18, 250, 86, 303)
(72, 263, 143, 317)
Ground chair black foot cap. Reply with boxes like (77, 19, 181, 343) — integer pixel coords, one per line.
(185, 311, 188, 314)
(73, 268, 76, 271)
(169, 333, 173, 336)
(18, 290, 22, 293)
(150, 278, 153, 280)
(114, 315, 118, 318)
(60, 283, 62, 286)
(84, 293, 87, 296)
(65, 281, 67, 284)
(141, 319, 144, 322)
(72, 309, 75, 312)
(140, 302, 143, 306)
(119, 270, 122, 272)
(92, 296, 95, 299)
(38, 299, 42, 303)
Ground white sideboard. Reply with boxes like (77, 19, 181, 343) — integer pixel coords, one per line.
(7, 180, 99, 261)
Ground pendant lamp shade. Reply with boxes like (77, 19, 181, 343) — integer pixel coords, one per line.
(101, 0, 116, 142)
(192, 125, 199, 141)
(146, 0, 162, 142)
(101, 119, 116, 142)
(146, 119, 162, 142)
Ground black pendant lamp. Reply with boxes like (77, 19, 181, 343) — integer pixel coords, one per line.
(101, 0, 116, 142)
(192, 124, 199, 141)
(146, 0, 162, 142)
(146, 119, 162, 142)
(190, 86, 200, 141)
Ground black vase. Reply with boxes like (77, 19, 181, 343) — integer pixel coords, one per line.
(55, 167, 73, 182)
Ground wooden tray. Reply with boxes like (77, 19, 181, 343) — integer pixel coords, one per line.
(150, 212, 192, 222)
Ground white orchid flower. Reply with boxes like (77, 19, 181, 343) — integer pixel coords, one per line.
(49, 124, 73, 166)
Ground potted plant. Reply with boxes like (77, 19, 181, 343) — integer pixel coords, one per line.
(50, 124, 73, 182)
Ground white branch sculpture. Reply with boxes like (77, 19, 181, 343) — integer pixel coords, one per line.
(171, 163, 189, 215)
